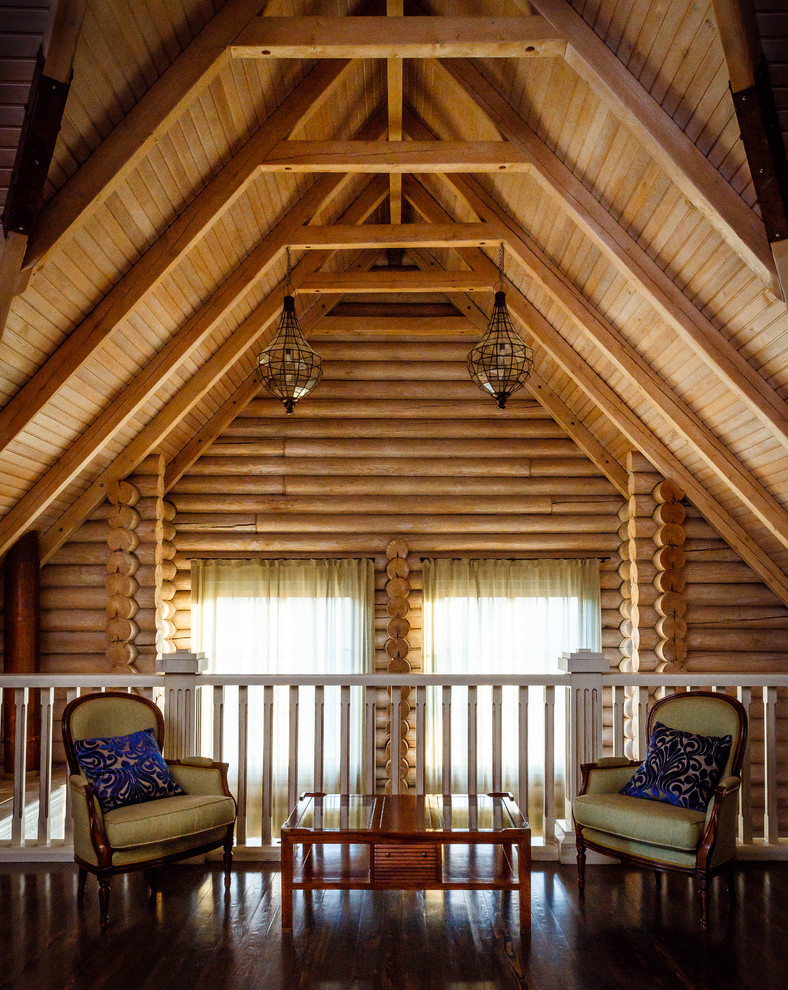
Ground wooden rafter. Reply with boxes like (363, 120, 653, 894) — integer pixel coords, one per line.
(433, 63, 788, 450)
(230, 15, 565, 59)
(525, 0, 776, 289)
(19, 0, 265, 279)
(38, 178, 389, 561)
(289, 223, 498, 249)
(0, 59, 354, 461)
(404, 185, 788, 604)
(0, 169, 366, 560)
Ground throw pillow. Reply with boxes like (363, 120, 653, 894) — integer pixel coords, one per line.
(74, 727, 184, 813)
(620, 721, 732, 811)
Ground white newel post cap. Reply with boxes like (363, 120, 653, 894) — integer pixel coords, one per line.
(156, 650, 208, 674)
(558, 649, 608, 673)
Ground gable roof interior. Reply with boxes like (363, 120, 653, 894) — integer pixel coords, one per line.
(0, 0, 787, 603)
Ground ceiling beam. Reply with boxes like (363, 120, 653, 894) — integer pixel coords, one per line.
(299, 271, 491, 293)
(38, 180, 388, 561)
(419, 169, 788, 549)
(387, 0, 403, 225)
(433, 64, 788, 449)
(230, 15, 565, 59)
(525, 0, 776, 290)
(0, 59, 354, 461)
(308, 315, 480, 340)
(405, 184, 788, 604)
(0, 173, 380, 560)
(259, 140, 531, 172)
(290, 222, 499, 249)
(19, 0, 265, 279)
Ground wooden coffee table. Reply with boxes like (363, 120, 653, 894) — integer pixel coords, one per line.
(280, 792, 530, 934)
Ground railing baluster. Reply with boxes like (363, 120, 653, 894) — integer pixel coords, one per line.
(415, 684, 426, 796)
(288, 685, 299, 812)
(442, 685, 452, 795)
(261, 685, 274, 846)
(491, 684, 502, 794)
(12, 687, 28, 845)
(339, 684, 350, 794)
(736, 686, 753, 845)
(613, 685, 624, 757)
(467, 685, 477, 796)
(763, 685, 778, 844)
(543, 685, 555, 845)
(518, 685, 529, 822)
(211, 685, 225, 762)
(37, 687, 54, 846)
(636, 685, 649, 760)
(364, 684, 376, 794)
(236, 685, 249, 846)
(314, 685, 325, 795)
(390, 688, 402, 794)
(63, 686, 80, 844)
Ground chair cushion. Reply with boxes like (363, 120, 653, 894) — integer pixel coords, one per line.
(574, 792, 707, 851)
(619, 721, 731, 811)
(74, 727, 184, 812)
(104, 793, 236, 849)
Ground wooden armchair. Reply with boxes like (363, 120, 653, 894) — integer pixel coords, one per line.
(62, 691, 236, 928)
(573, 691, 747, 929)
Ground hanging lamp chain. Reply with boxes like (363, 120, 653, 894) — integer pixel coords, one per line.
(498, 242, 505, 292)
(285, 246, 292, 296)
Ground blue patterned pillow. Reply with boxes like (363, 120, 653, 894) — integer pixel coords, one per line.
(620, 721, 732, 811)
(74, 727, 184, 813)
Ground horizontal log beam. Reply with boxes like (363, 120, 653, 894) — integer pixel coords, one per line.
(308, 315, 477, 339)
(230, 16, 566, 59)
(299, 270, 490, 292)
(221, 417, 566, 438)
(170, 474, 618, 495)
(290, 222, 499, 249)
(204, 437, 582, 457)
(243, 397, 546, 417)
(185, 455, 603, 476)
(260, 141, 531, 172)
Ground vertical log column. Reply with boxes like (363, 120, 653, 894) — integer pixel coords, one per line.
(385, 538, 411, 793)
(131, 455, 174, 669)
(105, 481, 140, 670)
(2, 531, 40, 771)
(620, 452, 663, 756)
(653, 480, 688, 673)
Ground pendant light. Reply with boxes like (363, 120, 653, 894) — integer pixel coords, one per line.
(256, 248, 322, 414)
(467, 244, 533, 409)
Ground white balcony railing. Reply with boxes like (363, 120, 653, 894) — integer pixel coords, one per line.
(1, 657, 786, 861)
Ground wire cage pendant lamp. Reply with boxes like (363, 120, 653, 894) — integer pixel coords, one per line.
(256, 248, 322, 414)
(467, 244, 534, 409)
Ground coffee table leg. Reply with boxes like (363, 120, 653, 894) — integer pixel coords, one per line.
(281, 834, 294, 929)
(518, 838, 531, 935)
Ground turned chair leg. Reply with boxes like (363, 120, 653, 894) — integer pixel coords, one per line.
(98, 876, 112, 929)
(726, 864, 736, 903)
(77, 866, 88, 902)
(697, 870, 709, 931)
(223, 831, 234, 891)
(576, 831, 586, 890)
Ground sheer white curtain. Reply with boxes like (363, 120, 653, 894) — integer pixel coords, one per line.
(422, 558, 601, 806)
(192, 558, 374, 835)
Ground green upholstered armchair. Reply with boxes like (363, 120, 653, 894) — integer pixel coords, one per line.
(62, 691, 236, 928)
(573, 691, 747, 930)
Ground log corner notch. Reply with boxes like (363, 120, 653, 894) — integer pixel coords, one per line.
(711, 0, 788, 299)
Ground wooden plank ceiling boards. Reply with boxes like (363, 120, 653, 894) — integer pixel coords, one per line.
(0, 0, 787, 605)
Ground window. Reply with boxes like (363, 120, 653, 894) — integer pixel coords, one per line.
(192, 557, 374, 836)
(422, 558, 601, 817)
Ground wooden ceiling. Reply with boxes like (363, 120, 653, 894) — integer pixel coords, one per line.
(1, 1, 788, 601)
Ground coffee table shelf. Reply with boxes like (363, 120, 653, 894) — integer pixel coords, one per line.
(280, 792, 530, 933)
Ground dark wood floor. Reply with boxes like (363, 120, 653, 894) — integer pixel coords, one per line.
(1, 859, 787, 989)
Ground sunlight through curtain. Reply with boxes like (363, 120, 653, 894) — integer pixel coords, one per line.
(192, 558, 374, 838)
(422, 558, 601, 822)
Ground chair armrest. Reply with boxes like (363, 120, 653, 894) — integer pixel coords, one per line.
(69, 774, 112, 867)
(167, 758, 235, 801)
(714, 776, 741, 797)
(698, 776, 742, 870)
(579, 759, 640, 795)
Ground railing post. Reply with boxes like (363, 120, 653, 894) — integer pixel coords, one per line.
(156, 650, 207, 760)
(558, 650, 607, 858)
